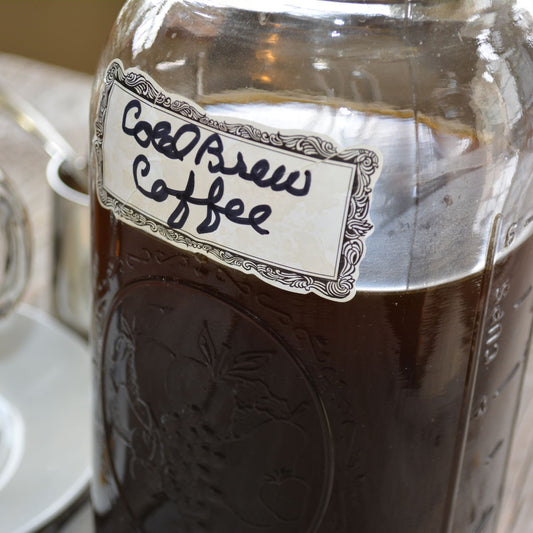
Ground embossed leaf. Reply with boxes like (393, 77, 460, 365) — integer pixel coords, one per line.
(236, 380, 300, 422)
(226, 350, 272, 379)
(198, 321, 217, 370)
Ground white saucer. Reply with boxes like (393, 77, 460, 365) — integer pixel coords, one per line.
(0, 304, 91, 533)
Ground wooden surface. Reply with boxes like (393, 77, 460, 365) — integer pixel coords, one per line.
(0, 52, 532, 533)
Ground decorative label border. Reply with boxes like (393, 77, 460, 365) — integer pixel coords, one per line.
(93, 60, 382, 301)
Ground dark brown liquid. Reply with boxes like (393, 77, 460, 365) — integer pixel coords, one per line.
(91, 195, 533, 532)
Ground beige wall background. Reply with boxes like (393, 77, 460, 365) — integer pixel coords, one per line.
(0, 0, 126, 74)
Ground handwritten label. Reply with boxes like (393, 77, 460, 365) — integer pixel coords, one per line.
(94, 61, 382, 301)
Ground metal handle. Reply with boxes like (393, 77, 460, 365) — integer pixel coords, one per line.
(0, 81, 87, 194)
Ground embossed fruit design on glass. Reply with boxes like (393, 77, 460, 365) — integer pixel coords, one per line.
(89, 1, 533, 532)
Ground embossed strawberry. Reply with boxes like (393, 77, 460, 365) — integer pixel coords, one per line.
(259, 469, 310, 523)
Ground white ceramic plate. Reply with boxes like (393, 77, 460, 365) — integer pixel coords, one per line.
(0, 304, 91, 533)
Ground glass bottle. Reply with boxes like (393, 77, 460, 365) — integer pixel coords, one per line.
(89, 1, 533, 531)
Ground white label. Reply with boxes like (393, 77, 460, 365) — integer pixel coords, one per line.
(94, 61, 382, 301)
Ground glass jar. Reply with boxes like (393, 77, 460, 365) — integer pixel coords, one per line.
(89, 1, 533, 531)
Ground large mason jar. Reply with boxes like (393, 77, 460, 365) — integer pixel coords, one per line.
(89, 1, 533, 531)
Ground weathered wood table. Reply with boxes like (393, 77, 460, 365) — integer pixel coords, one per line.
(0, 52, 531, 533)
